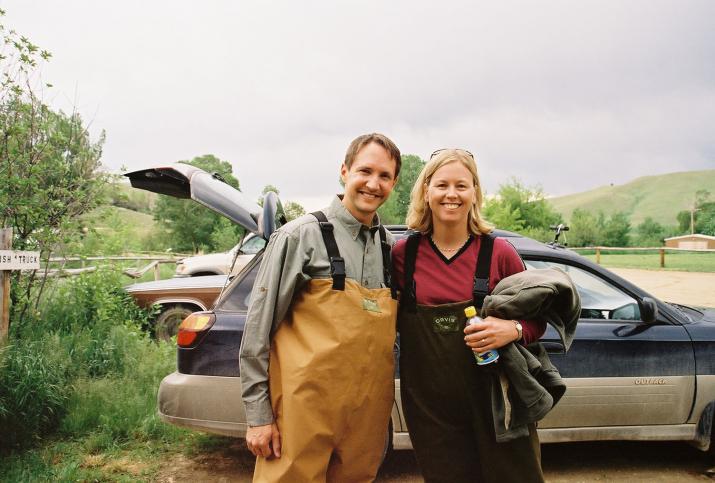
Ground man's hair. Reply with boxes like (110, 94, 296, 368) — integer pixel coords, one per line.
(343, 133, 401, 178)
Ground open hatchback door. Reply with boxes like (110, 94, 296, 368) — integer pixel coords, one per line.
(124, 162, 285, 240)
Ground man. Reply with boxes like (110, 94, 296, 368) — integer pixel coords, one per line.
(239, 133, 401, 482)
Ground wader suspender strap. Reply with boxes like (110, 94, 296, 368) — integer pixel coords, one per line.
(311, 211, 345, 291)
(402, 232, 422, 312)
(401, 233, 495, 311)
(473, 234, 495, 308)
(377, 225, 397, 299)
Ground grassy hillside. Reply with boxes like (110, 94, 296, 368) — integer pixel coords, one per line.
(110, 180, 158, 214)
(548, 169, 715, 225)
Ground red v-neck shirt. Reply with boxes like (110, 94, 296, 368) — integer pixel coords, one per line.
(392, 235, 546, 345)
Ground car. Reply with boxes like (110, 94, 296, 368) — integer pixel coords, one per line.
(174, 232, 266, 278)
(126, 163, 715, 458)
(125, 275, 229, 340)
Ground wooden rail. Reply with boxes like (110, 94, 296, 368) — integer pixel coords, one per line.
(569, 246, 715, 268)
(42, 255, 187, 280)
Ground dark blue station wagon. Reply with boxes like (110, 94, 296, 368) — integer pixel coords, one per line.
(126, 163, 715, 457)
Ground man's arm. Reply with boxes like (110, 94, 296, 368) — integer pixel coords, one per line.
(239, 228, 309, 456)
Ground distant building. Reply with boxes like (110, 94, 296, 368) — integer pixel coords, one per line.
(664, 234, 715, 250)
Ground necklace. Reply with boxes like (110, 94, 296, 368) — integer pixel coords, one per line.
(430, 235, 471, 252)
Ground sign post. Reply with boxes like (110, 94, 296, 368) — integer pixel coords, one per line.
(1, 228, 11, 341)
(0, 228, 40, 341)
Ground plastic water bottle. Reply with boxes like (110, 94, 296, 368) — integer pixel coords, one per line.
(464, 305, 499, 365)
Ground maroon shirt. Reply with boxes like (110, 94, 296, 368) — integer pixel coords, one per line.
(392, 235, 546, 345)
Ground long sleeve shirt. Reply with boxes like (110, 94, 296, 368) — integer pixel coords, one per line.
(239, 195, 394, 426)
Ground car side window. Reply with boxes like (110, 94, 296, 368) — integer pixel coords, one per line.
(217, 258, 261, 312)
(240, 236, 267, 255)
(524, 260, 642, 321)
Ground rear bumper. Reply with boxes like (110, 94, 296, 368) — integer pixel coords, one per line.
(158, 371, 247, 437)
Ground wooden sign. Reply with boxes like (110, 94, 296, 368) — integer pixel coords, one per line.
(0, 250, 40, 270)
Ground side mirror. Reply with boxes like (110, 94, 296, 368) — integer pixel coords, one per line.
(639, 297, 659, 324)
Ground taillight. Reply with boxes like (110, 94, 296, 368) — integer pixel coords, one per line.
(177, 312, 216, 347)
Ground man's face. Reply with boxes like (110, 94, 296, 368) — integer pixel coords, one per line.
(340, 142, 398, 225)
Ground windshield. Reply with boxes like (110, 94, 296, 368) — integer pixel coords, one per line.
(666, 302, 703, 322)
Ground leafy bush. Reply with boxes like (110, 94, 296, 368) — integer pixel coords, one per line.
(0, 269, 169, 452)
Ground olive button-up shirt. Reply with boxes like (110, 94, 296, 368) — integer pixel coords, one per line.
(239, 195, 394, 426)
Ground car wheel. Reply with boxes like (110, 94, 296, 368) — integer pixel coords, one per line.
(154, 305, 193, 341)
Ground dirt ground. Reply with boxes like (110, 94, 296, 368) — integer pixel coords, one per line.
(155, 268, 715, 482)
(155, 439, 714, 482)
(609, 267, 715, 308)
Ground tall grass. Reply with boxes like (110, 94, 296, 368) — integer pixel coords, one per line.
(0, 269, 184, 464)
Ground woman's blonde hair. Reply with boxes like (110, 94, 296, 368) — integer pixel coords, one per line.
(406, 149, 493, 235)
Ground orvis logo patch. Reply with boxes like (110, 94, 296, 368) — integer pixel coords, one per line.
(433, 314, 460, 333)
(362, 298, 381, 313)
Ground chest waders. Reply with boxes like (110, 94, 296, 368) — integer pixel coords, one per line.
(398, 233, 544, 483)
(253, 212, 398, 483)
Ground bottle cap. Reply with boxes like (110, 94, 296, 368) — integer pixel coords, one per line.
(464, 306, 476, 317)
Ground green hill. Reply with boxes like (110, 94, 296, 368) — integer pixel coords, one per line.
(82, 205, 156, 239)
(547, 169, 715, 226)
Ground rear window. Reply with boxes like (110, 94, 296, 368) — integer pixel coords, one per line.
(216, 255, 261, 312)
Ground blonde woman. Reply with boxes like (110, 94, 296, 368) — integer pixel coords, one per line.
(392, 149, 546, 482)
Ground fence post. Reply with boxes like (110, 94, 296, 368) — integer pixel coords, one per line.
(1, 227, 12, 342)
(154, 262, 161, 281)
(596, 248, 601, 265)
(660, 248, 665, 268)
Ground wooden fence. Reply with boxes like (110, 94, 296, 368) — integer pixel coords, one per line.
(569, 246, 715, 268)
(44, 254, 187, 280)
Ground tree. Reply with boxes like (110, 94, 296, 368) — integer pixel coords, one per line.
(0, 11, 106, 323)
(568, 209, 600, 247)
(601, 212, 631, 247)
(283, 201, 306, 221)
(378, 154, 426, 224)
(676, 190, 715, 236)
(635, 217, 665, 246)
(152, 154, 242, 252)
(483, 178, 562, 241)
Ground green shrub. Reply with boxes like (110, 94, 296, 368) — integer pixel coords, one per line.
(0, 336, 73, 449)
(1, 269, 164, 451)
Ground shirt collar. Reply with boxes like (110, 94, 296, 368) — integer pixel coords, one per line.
(328, 195, 380, 240)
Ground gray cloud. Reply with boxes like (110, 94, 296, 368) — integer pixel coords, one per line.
(3, 0, 714, 209)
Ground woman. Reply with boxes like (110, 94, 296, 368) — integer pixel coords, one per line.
(392, 149, 547, 483)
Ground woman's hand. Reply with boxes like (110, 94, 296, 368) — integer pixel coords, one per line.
(464, 316, 519, 352)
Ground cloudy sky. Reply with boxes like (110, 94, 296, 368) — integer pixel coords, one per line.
(3, 1, 714, 210)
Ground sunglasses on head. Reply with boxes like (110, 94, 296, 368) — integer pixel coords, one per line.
(429, 148, 474, 160)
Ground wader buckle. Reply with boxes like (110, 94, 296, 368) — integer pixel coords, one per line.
(473, 277, 489, 293)
(330, 256, 346, 290)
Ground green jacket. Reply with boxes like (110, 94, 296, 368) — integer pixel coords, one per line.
(480, 267, 581, 442)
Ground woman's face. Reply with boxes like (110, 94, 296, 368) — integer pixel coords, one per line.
(425, 161, 476, 227)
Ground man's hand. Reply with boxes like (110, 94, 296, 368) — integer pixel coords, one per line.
(246, 423, 281, 458)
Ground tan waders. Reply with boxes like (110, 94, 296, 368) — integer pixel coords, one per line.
(398, 233, 544, 483)
(253, 213, 397, 483)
